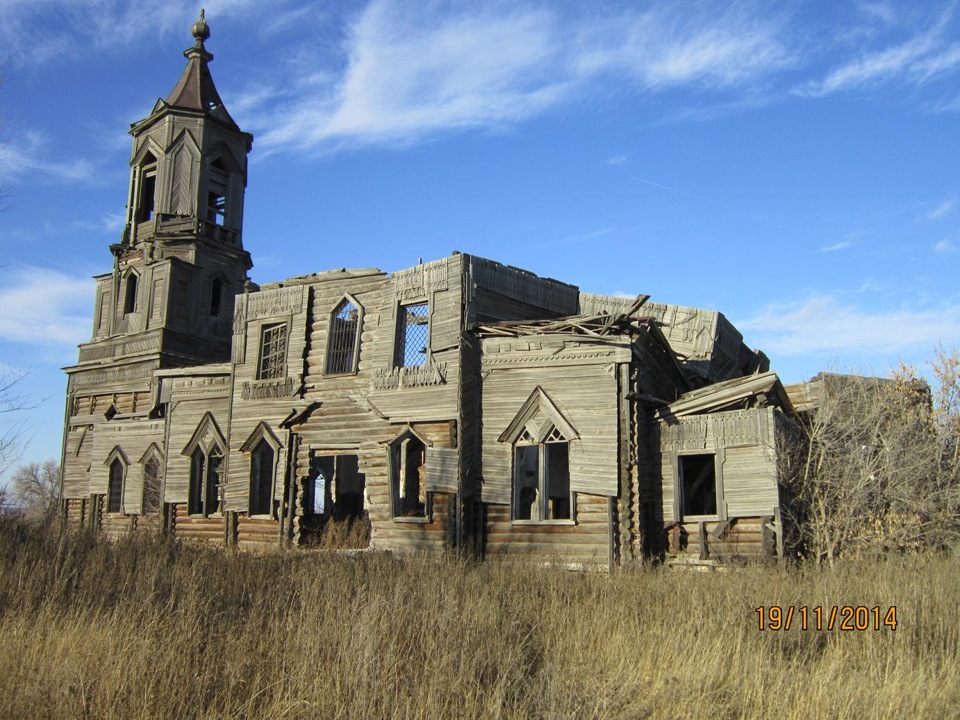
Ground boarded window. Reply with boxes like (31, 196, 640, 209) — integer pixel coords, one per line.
(513, 431, 571, 522)
(326, 299, 360, 374)
(142, 457, 162, 514)
(396, 302, 429, 367)
(108, 458, 124, 514)
(257, 323, 288, 380)
(679, 454, 717, 516)
(249, 440, 275, 516)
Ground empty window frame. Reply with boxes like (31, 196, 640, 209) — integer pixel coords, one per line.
(390, 436, 428, 519)
(107, 458, 125, 514)
(513, 426, 572, 522)
(209, 277, 223, 317)
(326, 299, 361, 374)
(207, 157, 228, 226)
(249, 439, 275, 516)
(396, 302, 429, 368)
(123, 273, 138, 314)
(257, 323, 288, 380)
(679, 454, 717, 517)
(142, 456, 162, 514)
(136, 154, 157, 223)
(302, 454, 366, 519)
(188, 445, 223, 516)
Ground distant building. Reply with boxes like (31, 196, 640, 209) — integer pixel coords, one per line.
(61, 13, 797, 568)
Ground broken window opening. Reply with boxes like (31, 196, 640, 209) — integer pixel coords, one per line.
(249, 439, 275, 516)
(142, 457, 162, 514)
(390, 436, 427, 518)
(256, 323, 288, 380)
(512, 424, 572, 522)
(396, 302, 429, 368)
(107, 458, 124, 514)
(188, 446, 222, 516)
(679, 453, 717, 517)
(123, 273, 138, 314)
(326, 299, 361, 375)
(210, 277, 223, 317)
(303, 454, 366, 520)
(136, 154, 157, 223)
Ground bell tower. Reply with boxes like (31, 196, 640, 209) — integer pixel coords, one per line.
(65, 11, 254, 421)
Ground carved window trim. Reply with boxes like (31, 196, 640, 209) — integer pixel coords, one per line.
(139, 443, 164, 515)
(256, 322, 288, 381)
(182, 413, 227, 517)
(104, 447, 130, 515)
(240, 422, 282, 518)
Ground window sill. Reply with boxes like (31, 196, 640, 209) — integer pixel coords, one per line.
(681, 514, 722, 523)
(511, 519, 577, 527)
(248, 514, 276, 521)
(392, 515, 431, 524)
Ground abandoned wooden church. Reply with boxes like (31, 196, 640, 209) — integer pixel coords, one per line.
(60, 13, 798, 568)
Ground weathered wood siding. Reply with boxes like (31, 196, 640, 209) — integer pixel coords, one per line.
(484, 494, 610, 568)
(172, 504, 227, 544)
(667, 517, 775, 560)
(656, 407, 780, 524)
(480, 336, 629, 503)
(163, 369, 232, 504)
(86, 418, 164, 514)
(469, 256, 579, 323)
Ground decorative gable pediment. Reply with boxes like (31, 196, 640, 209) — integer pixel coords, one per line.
(498, 386, 578, 445)
(181, 412, 226, 456)
(239, 421, 282, 453)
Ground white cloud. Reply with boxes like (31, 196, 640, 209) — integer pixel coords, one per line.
(606, 154, 628, 166)
(820, 240, 854, 253)
(254, 1, 793, 153)
(0, 132, 94, 184)
(934, 239, 956, 253)
(740, 295, 960, 357)
(0, 267, 93, 347)
(927, 195, 957, 220)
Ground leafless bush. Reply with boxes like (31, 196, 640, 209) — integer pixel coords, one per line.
(10, 460, 59, 522)
(781, 349, 960, 564)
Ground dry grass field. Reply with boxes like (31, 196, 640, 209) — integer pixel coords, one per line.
(0, 520, 957, 719)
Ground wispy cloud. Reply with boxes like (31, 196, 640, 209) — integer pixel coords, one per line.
(926, 194, 957, 220)
(606, 154, 628, 166)
(820, 240, 854, 253)
(0, 267, 93, 347)
(0, 132, 94, 184)
(253, 1, 793, 153)
(740, 294, 960, 357)
(934, 238, 956, 253)
(797, 11, 960, 97)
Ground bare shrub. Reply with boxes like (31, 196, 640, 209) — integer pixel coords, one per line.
(10, 460, 59, 522)
(781, 349, 960, 564)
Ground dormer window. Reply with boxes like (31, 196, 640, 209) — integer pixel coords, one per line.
(136, 153, 157, 223)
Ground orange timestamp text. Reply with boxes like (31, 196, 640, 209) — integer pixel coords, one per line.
(755, 605, 897, 631)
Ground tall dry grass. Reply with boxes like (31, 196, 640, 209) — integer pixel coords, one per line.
(0, 519, 957, 719)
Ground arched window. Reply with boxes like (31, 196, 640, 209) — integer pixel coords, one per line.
(389, 433, 427, 519)
(249, 440, 275, 516)
(123, 273, 138, 314)
(513, 424, 571, 522)
(142, 456, 162, 514)
(326, 298, 361, 374)
(136, 153, 157, 223)
(207, 157, 228, 226)
(108, 458, 125, 514)
(188, 446, 223, 516)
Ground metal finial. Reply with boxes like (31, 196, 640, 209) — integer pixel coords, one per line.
(192, 9, 210, 46)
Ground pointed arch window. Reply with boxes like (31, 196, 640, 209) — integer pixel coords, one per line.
(136, 152, 157, 223)
(108, 458, 125, 514)
(499, 387, 578, 523)
(141, 447, 163, 515)
(183, 414, 227, 517)
(249, 440, 275, 517)
(123, 272, 139, 314)
(326, 297, 363, 375)
(388, 430, 429, 520)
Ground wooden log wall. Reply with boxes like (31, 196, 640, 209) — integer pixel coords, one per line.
(484, 493, 610, 568)
(236, 516, 280, 549)
(666, 517, 776, 561)
(173, 504, 227, 545)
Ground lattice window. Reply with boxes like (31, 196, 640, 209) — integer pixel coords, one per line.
(326, 299, 360, 374)
(257, 323, 288, 380)
(396, 302, 429, 367)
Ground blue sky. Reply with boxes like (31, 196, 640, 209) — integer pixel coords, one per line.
(1, 0, 959, 481)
